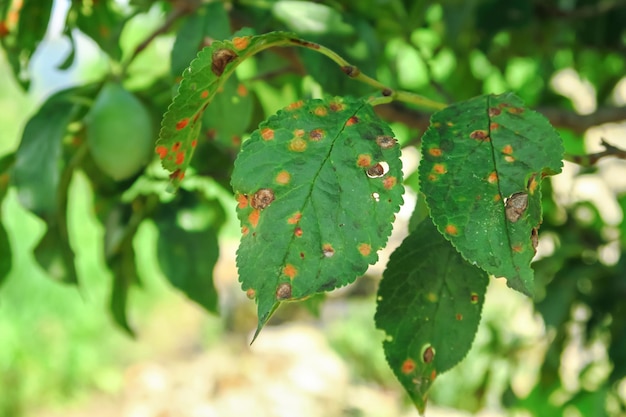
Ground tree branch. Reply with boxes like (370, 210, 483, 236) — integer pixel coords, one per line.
(565, 139, 626, 166)
(373, 103, 626, 136)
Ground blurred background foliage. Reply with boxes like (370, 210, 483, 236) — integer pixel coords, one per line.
(0, 0, 625, 416)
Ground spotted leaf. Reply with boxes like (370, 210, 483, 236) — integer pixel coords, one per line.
(157, 31, 302, 189)
(232, 97, 404, 335)
(375, 218, 488, 414)
(418, 92, 563, 295)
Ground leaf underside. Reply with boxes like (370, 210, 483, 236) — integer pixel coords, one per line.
(375, 218, 488, 414)
(232, 96, 404, 333)
(418, 92, 563, 295)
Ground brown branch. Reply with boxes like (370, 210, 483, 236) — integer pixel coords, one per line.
(565, 139, 626, 166)
(373, 103, 626, 136)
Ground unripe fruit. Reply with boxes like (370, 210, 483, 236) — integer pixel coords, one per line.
(85, 82, 154, 180)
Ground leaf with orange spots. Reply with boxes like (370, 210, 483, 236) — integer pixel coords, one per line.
(375, 218, 488, 414)
(232, 97, 404, 334)
(419, 92, 563, 296)
(157, 32, 303, 190)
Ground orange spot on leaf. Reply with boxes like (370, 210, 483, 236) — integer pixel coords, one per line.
(294, 128, 305, 137)
(155, 145, 168, 159)
(176, 118, 189, 130)
(358, 243, 372, 257)
(237, 83, 248, 97)
(357, 154, 372, 167)
(275, 170, 291, 185)
(490, 122, 499, 130)
(246, 288, 255, 299)
(456, 313, 463, 320)
(383, 176, 397, 190)
(237, 194, 248, 209)
(172, 142, 182, 152)
(248, 209, 260, 228)
(470, 130, 489, 141)
(289, 137, 307, 152)
(487, 172, 498, 184)
(502, 145, 513, 154)
(201, 90, 209, 99)
(286, 100, 304, 110)
(283, 264, 297, 279)
(232, 36, 250, 50)
(191, 139, 198, 148)
(401, 359, 416, 374)
(314, 106, 327, 116)
(346, 116, 359, 126)
(261, 128, 274, 141)
(429, 147, 442, 157)
(433, 164, 447, 174)
(294, 227, 303, 237)
(445, 224, 458, 236)
(288, 212, 302, 224)
(309, 128, 324, 141)
(488, 107, 501, 117)
(241, 226, 249, 236)
(175, 152, 185, 165)
(512, 244, 524, 253)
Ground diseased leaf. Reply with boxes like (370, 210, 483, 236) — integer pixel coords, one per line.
(232, 96, 404, 334)
(375, 218, 488, 414)
(157, 31, 301, 189)
(154, 190, 224, 313)
(419, 92, 563, 295)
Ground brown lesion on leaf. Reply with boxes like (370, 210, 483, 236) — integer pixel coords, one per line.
(502, 145, 513, 154)
(488, 107, 501, 117)
(422, 346, 435, 363)
(531, 227, 539, 254)
(469, 129, 490, 141)
(246, 288, 256, 299)
(376, 135, 397, 149)
(527, 173, 538, 195)
(346, 116, 359, 126)
(294, 128, 305, 137)
(329, 100, 345, 112)
(322, 243, 335, 258)
(432, 163, 447, 175)
(366, 163, 387, 178)
(211, 48, 238, 76)
(289, 38, 320, 49)
(505, 192, 528, 222)
(508, 106, 524, 114)
(490, 122, 500, 130)
(309, 128, 325, 141)
(512, 243, 524, 253)
(286, 100, 304, 111)
(276, 283, 292, 300)
(261, 127, 275, 141)
(470, 293, 479, 303)
(456, 313, 463, 320)
(251, 188, 275, 210)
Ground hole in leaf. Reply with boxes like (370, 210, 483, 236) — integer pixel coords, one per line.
(372, 192, 380, 202)
(366, 162, 389, 178)
(422, 345, 435, 363)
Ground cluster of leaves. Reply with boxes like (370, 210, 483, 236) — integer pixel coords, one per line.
(1, 1, 625, 416)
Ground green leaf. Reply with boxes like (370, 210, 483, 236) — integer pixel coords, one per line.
(12, 87, 81, 218)
(154, 190, 224, 313)
(0, 0, 53, 88)
(170, 2, 231, 77)
(33, 221, 78, 285)
(71, 1, 126, 61)
(108, 239, 137, 336)
(419, 92, 563, 295)
(272, 1, 353, 36)
(157, 31, 297, 190)
(0, 221, 10, 288)
(375, 218, 488, 414)
(231, 96, 404, 335)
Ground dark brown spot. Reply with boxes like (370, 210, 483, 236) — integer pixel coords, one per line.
(531, 227, 539, 253)
(251, 188, 275, 210)
(471, 293, 479, 303)
(309, 128, 324, 141)
(376, 135, 397, 149)
(488, 107, 501, 117)
(423, 346, 434, 363)
(382, 88, 393, 96)
(469, 130, 490, 141)
(505, 192, 528, 223)
(341, 65, 360, 77)
(289, 38, 320, 49)
(366, 163, 385, 178)
(276, 283, 292, 300)
(211, 48, 238, 76)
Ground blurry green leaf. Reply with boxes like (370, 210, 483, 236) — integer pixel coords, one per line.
(408, 194, 429, 233)
(157, 31, 298, 190)
(71, 0, 126, 61)
(170, 2, 231, 77)
(108, 238, 137, 336)
(475, 0, 532, 46)
(232, 96, 404, 335)
(375, 218, 488, 413)
(566, 387, 609, 417)
(0, 0, 53, 88)
(202, 77, 253, 148)
(0, 221, 10, 287)
(57, 27, 77, 70)
(33, 221, 78, 285)
(12, 87, 81, 218)
(419, 92, 563, 295)
(272, 1, 353, 36)
(154, 191, 224, 313)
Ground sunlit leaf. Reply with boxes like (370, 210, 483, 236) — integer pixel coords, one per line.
(375, 218, 488, 414)
(232, 96, 404, 334)
(419, 92, 563, 295)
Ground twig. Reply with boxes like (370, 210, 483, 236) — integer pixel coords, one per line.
(565, 139, 626, 166)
